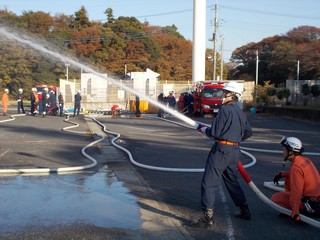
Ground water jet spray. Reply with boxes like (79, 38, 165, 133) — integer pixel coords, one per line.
(0, 25, 199, 128)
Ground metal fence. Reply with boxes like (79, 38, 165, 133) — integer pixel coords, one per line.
(61, 79, 255, 112)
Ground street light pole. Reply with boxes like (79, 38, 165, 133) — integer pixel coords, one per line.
(65, 62, 70, 81)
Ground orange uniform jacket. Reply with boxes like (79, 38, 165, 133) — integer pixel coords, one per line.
(2, 92, 8, 112)
(34, 92, 39, 103)
(272, 155, 320, 215)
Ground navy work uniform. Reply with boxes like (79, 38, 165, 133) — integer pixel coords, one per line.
(16, 90, 25, 114)
(73, 92, 82, 117)
(201, 100, 253, 211)
(58, 93, 64, 117)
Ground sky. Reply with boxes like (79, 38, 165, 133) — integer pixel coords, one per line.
(0, 0, 319, 61)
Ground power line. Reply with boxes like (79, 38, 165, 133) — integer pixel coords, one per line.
(217, 4, 320, 20)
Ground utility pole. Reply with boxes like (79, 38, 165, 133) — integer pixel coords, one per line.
(212, 1, 218, 81)
(125, 64, 127, 80)
(295, 60, 300, 105)
(255, 51, 259, 86)
(297, 60, 300, 81)
(220, 35, 224, 81)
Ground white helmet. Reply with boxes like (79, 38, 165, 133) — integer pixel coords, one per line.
(223, 82, 242, 95)
(77, 90, 81, 93)
(281, 136, 303, 153)
(19, 88, 23, 93)
(4, 88, 9, 93)
(44, 87, 48, 92)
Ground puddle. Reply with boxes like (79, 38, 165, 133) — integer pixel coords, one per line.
(0, 168, 142, 234)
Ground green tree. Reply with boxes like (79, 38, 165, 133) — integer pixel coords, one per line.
(311, 84, 320, 98)
(71, 6, 90, 29)
(104, 8, 115, 26)
(301, 83, 311, 106)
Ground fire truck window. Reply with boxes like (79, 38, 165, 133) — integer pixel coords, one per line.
(216, 89, 223, 97)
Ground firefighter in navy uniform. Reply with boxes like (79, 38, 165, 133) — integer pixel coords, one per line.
(194, 81, 253, 228)
(58, 92, 64, 117)
(157, 93, 166, 118)
(30, 87, 38, 116)
(135, 95, 141, 117)
(73, 90, 82, 117)
(16, 88, 25, 114)
(41, 87, 50, 117)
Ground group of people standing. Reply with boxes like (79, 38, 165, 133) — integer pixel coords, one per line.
(177, 91, 200, 116)
(157, 91, 177, 118)
(1, 87, 82, 118)
(30, 87, 59, 117)
(157, 90, 201, 118)
(1, 88, 26, 116)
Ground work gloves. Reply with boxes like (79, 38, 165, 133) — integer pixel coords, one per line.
(197, 124, 208, 134)
(273, 172, 282, 185)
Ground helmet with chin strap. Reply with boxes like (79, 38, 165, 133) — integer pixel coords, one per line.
(281, 136, 304, 153)
(223, 81, 242, 95)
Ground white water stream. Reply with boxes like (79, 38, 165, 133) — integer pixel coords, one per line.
(0, 25, 199, 128)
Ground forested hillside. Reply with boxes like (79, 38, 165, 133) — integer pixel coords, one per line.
(0, 6, 194, 94)
(0, 6, 319, 96)
(230, 26, 320, 86)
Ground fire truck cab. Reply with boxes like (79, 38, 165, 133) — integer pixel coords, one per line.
(195, 81, 225, 116)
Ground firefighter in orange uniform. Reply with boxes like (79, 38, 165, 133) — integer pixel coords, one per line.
(192, 90, 200, 117)
(177, 93, 185, 112)
(2, 88, 9, 116)
(272, 137, 320, 221)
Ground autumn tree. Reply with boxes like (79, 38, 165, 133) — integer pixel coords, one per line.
(230, 26, 320, 86)
(21, 11, 53, 35)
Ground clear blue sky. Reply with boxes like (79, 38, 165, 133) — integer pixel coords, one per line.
(1, 0, 319, 61)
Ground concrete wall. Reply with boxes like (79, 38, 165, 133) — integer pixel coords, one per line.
(265, 106, 320, 124)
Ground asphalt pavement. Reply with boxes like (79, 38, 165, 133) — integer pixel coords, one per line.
(0, 106, 320, 239)
(94, 112, 320, 240)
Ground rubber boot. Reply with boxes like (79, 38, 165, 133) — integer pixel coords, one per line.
(192, 208, 214, 228)
(234, 203, 251, 220)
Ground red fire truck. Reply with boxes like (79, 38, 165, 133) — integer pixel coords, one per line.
(195, 81, 225, 116)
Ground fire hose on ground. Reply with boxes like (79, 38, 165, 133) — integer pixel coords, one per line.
(0, 115, 100, 174)
(1, 113, 320, 229)
(237, 161, 320, 229)
(94, 114, 320, 229)
(0, 113, 26, 123)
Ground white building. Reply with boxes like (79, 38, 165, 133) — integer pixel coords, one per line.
(128, 68, 160, 99)
(81, 73, 109, 102)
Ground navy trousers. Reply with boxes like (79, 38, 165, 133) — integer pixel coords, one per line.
(201, 143, 247, 210)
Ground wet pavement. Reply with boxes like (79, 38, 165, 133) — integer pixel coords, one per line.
(0, 108, 191, 240)
(0, 169, 141, 234)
